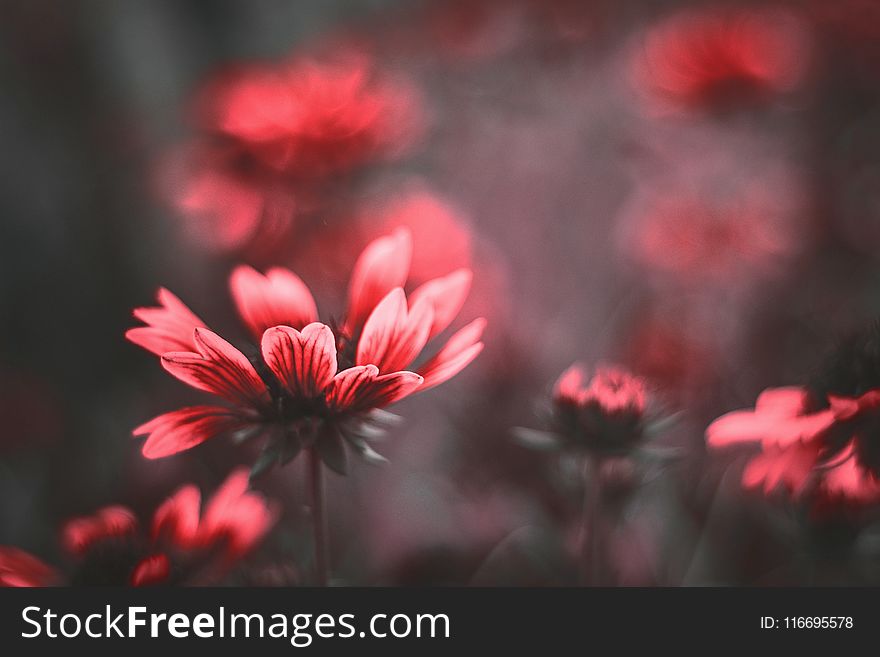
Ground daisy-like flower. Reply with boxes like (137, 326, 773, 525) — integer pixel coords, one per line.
(0, 469, 276, 587)
(632, 7, 809, 113)
(164, 50, 423, 254)
(127, 228, 485, 474)
(196, 50, 422, 179)
(706, 387, 880, 507)
(516, 364, 659, 457)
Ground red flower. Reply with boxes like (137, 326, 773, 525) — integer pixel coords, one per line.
(554, 364, 647, 417)
(1, 470, 276, 587)
(0, 547, 58, 587)
(197, 51, 421, 178)
(164, 50, 422, 254)
(62, 506, 138, 557)
(527, 363, 655, 455)
(706, 387, 880, 506)
(633, 7, 809, 113)
(128, 228, 485, 469)
(620, 187, 800, 284)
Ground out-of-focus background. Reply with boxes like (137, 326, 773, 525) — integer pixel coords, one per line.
(3, 0, 880, 585)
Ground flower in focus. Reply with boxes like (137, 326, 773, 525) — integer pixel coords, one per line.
(516, 363, 668, 457)
(633, 7, 810, 113)
(127, 228, 485, 474)
(706, 387, 880, 508)
(0, 469, 276, 587)
(164, 50, 423, 253)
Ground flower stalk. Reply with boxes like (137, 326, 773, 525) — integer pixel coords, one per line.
(307, 447, 329, 586)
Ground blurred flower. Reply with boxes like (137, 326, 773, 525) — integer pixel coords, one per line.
(0, 547, 58, 587)
(706, 387, 880, 508)
(618, 181, 802, 285)
(516, 363, 670, 457)
(163, 50, 423, 253)
(128, 228, 485, 474)
(195, 51, 421, 178)
(633, 7, 810, 113)
(0, 469, 276, 587)
(62, 506, 138, 557)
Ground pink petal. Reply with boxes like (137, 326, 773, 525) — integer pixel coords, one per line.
(345, 228, 412, 334)
(161, 328, 270, 408)
(127, 288, 207, 356)
(356, 288, 434, 372)
(706, 386, 834, 449)
(408, 269, 473, 339)
(261, 323, 338, 398)
(821, 442, 880, 503)
(199, 468, 277, 559)
(742, 442, 819, 496)
(130, 554, 171, 587)
(754, 387, 811, 416)
(0, 547, 59, 587)
(417, 318, 486, 391)
(133, 406, 245, 459)
(230, 265, 318, 340)
(61, 506, 138, 557)
(553, 363, 587, 406)
(152, 485, 202, 549)
(328, 365, 423, 412)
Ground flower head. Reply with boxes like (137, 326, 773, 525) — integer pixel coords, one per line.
(552, 364, 650, 454)
(128, 228, 485, 474)
(633, 7, 810, 113)
(518, 364, 663, 458)
(164, 50, 423, 254)
(0, 469, 276, 587)
(706, 387, 880, 509)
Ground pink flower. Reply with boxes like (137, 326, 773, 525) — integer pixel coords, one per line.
(620, 188, 800, 284)
(163, 50, 422, 254)
(706, 387, 880, 506)
(62, 506, 138, 557)
(633, 7, 810, 113)
(1, 470, 276, 587)
(523, 363, 655, 455)
(553, 364, 647, 417)
(128, 228, 485, 470)
(197, 51, 422, 178)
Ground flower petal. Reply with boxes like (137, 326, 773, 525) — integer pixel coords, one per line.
(230, 265, 318, 340)
(134, 406, 246, 459)
(126, 288, 207, 356)
(261, 323, 338, 398)
(152, 485, 202, 549)
(356, 288, 433, 373)
(742, 441, 819, 496)
(706, 386, 834, 449)
(161, 328, 270, 408)
(199, 468, 277, 559)
(328, 365, 423, 413)
(417, 318, 486, 391)
(345, 228, 412, 334)
(61, 506, 138, 557)
(553, 363, 587, 406)
(130, 554, 171, 587)
(0, 547, 58, 587)
(821, 443, 880, 503)
(408, 268, 472, 339)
